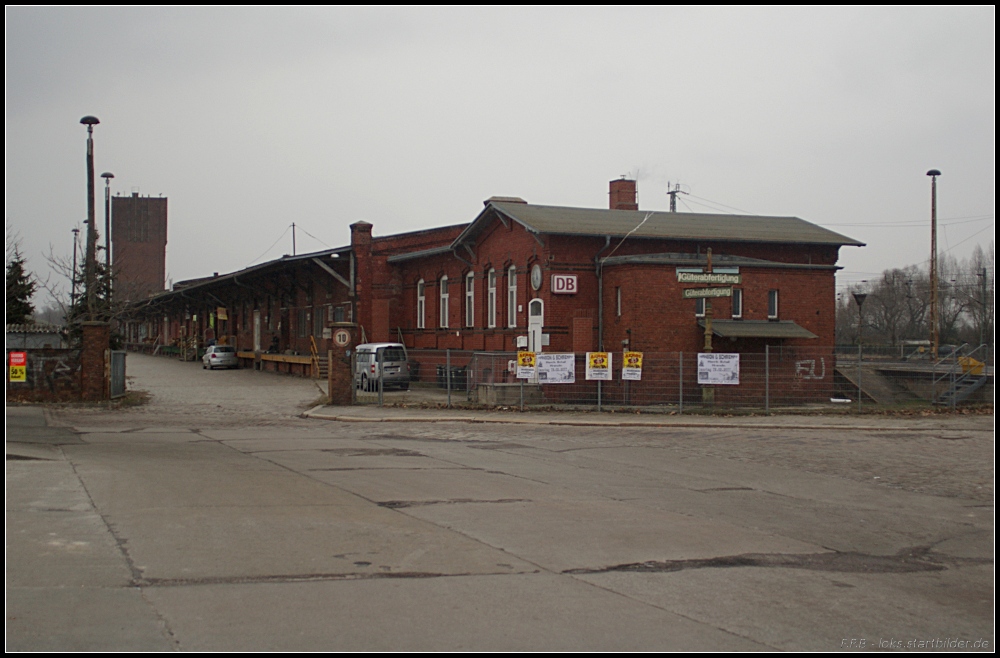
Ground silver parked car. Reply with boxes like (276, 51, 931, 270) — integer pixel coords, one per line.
(354, 343, 410, 391)
(203, 345, 238, 370)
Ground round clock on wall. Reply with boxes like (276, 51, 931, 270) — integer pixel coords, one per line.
(530, 263, 542, 291)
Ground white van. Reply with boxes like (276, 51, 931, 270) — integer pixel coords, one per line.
(354, 343, 411, 391)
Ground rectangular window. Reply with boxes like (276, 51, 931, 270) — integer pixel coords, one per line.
(695, 298, 705, 318)
(439, 276, 449, 328)
(465, 272, 475, 328)
(732, 288, 743, 319)
(297, 309, 308, 338)
(314, 307, 323, 338)
(768, 289, 779, 319)
(487, 269, 496, 328)
(416, 280, 425, 329)
(507, 266, 517, 328)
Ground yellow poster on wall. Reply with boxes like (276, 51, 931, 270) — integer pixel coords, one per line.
(586, 352, 612, 380)
(622, 351, 643, 381)
(516, 351, 536, 379)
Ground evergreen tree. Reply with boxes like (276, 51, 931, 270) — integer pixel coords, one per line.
(6, 248, 36, 324)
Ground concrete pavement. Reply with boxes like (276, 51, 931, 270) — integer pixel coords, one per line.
(6, 355, 994, 650)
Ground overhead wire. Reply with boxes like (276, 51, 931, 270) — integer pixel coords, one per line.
(246, 225, 291, 268)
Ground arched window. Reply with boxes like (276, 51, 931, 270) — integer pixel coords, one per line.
(487, 269, 497, 328)
(465, 272, 475, 328)
(507, 266, 517, 328)
(439, 276, 450, 328)
(416, 279, 425, 329)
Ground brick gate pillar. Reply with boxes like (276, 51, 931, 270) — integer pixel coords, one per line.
(80, 321, 110, 401)
(327, 323, 359, 406)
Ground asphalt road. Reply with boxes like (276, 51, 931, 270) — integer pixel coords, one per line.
(6, 353, 994, 651)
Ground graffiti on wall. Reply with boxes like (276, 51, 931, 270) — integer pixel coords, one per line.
(7, 349, 82, 401)
(794, 358, 826, 380)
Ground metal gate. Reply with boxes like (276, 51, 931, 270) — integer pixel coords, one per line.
(110, 350, 127, 399)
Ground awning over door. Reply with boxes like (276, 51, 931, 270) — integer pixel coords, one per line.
(698, 320, 818, 339)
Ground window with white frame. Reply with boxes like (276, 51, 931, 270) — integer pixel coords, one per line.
(416, 279, 425, 329)
(439, 276, 450, 328)
(768, 289, 779, 320)
(732, 288, 743, 319)
(507, 266, 517, 328)
(695, 298, 705, 318)
(487, 268, 496, 328)
(465, 272, 475, 327)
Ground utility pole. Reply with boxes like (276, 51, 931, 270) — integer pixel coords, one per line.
(71, 227, 80, 309)
(81, 115, 100, 321)
(979, 267, 988, 348)
(927, 169, 941, 360)
(292, 223, 297, 256)
(666, 182, 686, 213)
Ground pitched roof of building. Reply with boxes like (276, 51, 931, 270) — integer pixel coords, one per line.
(454, 201, 864, 248)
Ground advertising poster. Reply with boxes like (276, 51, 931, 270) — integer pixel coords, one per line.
(697, 353, 740, 385)
(516, 351, 536, 379)
(8, 351, 27, 382)
(586, 352, 612, 380)
(537, 353, 576, 383)
(622, 351, 643, 381)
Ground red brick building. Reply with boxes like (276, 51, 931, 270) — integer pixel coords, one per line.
(353, 179, 862, 356)
(131, 179, 862, 394)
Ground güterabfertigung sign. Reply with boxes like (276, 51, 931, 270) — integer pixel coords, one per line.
(682, 287, 733, 299)
(677, 272, 741, 284)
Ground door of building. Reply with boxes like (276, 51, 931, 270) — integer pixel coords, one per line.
(528, 298, 544, 353)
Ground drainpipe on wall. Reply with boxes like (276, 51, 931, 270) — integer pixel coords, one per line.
(594, 236, 612, 351)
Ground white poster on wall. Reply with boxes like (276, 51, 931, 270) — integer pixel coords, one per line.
(537, 353, 576, 383)
(697, 353, 740, 385)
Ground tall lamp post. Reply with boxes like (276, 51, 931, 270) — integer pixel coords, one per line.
(852, 292, 867, 347)
(853, 291, 867, 413)
(81, 115, 100, 320)
(101, 171, 115, 300)
(927, 169, 941, 360)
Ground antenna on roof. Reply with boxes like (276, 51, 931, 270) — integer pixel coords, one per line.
(666, 181, 687, 213)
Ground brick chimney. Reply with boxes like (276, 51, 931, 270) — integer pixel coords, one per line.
(609, 178, 637, 211)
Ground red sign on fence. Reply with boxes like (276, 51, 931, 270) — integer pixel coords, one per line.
(9, 351, 27, 383)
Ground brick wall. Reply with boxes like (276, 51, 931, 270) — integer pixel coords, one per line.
(112, 194, 167, 301)
(5, 349, 83, 402)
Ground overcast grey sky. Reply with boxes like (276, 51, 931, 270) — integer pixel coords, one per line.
(6, 6, 995, 308)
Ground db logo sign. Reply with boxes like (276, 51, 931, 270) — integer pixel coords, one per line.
(551, 274, 577, 294)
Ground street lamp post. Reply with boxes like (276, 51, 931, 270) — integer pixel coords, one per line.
(927, 169, 941, 360)
(853, 292, 867, 414)
(81, 115, 100, 320)
(852, 292, 867, 347)
(101, 171, 115, 301)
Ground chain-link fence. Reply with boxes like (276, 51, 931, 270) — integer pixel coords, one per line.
(353, 345, 993, 413)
